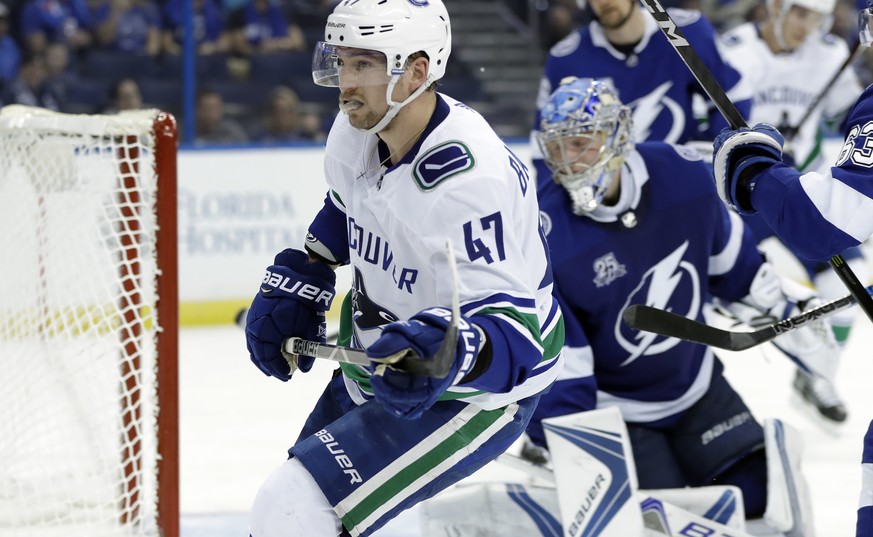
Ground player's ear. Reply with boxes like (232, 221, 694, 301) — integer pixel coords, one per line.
(408, 55, 430, 91)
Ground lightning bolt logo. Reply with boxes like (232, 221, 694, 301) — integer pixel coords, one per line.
(615, 241, 701, 365)
(628, 82, 685, 143)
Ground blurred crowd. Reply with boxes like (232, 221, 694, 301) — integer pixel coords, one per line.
(1, 0, 872, 144)
(0, 0, 339, 143)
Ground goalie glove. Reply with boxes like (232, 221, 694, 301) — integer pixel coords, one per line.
(719, 262, 838, 380)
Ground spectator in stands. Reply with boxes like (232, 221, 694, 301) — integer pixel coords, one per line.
(195, 88, 248, 144)
(252, 85, 325, 143)
(102, 77, 141, 113)
(228, 0, 305, 56)
(161, 0, 230, 55)
(531, 0, 751, 165)
(19, 0, 92, 53)
(541, 0, 589, 49)
(44, 41, 76, 104)
(1, 52, 62, 110)
(92, 0, 161, 57)
(0, 3, 20, 90)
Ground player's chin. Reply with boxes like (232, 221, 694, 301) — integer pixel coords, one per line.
(347, 112, 378, 130)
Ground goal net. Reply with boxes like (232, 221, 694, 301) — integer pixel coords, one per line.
(0, 105, 178, 537)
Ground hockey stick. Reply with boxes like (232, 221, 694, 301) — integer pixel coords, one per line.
(622, 284, 873, 351)
(641, 0, 873, 323)
(782, 40, 863, 143)
(282, 240, 461, 378)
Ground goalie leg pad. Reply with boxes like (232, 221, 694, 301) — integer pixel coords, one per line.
(249, 457, 343, 537)
(763, 419, 815, 536)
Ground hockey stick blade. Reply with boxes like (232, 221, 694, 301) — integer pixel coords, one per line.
(425, 239, 461, 379)
(282, 240, 460, 378)
(623, 285, 873, 351)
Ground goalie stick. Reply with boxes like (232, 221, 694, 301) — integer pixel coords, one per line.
(622, 284, 873, 351)
(282, 240, 461, 378)
(641, 0, 873, 324)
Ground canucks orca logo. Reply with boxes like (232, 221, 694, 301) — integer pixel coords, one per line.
(413, 141, 475, 191)
(351, 267, 399, 331)
(615, 241, 701, 365)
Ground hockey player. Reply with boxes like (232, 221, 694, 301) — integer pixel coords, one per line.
(242, 1, 563, 536)
(713, 3, 873, 531)
(531, 0, 752, 184)
(719, 0, 867, 422)
(528, 77, 835, 535)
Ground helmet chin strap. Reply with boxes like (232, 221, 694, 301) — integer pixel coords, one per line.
(361, 76, 431, 135)
(774, 11, 791, 50)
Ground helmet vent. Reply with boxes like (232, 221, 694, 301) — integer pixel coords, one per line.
(358, 24, 395, 35)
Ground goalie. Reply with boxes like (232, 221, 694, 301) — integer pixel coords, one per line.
(526, 77, 836, 536)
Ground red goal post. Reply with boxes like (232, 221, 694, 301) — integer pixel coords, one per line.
(0, 105, 178, 537)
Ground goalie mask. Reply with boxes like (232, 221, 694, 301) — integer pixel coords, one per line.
(536, 77, 633, 215)
(312, 0, 451, 134)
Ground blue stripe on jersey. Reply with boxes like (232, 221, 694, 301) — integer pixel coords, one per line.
(463, 292, 537, 315)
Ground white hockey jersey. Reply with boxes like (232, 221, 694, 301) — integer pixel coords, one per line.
(721, 23, 862, 172)
(312, 94, 564, 411)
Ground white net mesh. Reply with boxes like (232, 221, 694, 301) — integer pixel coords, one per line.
(0, 105, 171, 537)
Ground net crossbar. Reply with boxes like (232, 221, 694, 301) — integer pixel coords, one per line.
(0, 105, 178, 537)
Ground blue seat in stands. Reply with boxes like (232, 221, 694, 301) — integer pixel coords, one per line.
(437, 78, 486, 103)
(155, 54, 233, 82)
(65, 79, 111, 113)
(138, 79, 182, 115)
(82, 50, 157, 80)
(209, 81, 270, 108)
(249, 52, 312, 86)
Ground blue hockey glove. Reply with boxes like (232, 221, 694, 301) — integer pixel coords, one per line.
(712, 123, 784, 214)
(245, 249, 336, 381)
(366, 308, 483, 419)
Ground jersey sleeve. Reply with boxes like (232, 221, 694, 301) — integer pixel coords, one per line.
(750, 86, 873, 260)
(306, 190, 350, 265)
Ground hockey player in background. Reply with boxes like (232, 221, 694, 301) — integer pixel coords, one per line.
(241, 0, 563, 536)
(713, 3, 873, 531)
(527, 77, 837, 535)
(719, 0, 867, 422)
(530, 0, 752, 184)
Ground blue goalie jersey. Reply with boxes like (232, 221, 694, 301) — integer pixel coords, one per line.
(533, 142, 765, 431)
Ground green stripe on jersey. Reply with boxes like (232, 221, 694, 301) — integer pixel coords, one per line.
(475, 305, 543, 348)
(541, 312, 564, 362)
(339, 405, 513, 531)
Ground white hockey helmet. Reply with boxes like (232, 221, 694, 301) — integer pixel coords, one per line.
(767, 0, 836, 49)
(536, 77, 633, 215)
(312, 0, 452, 133)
